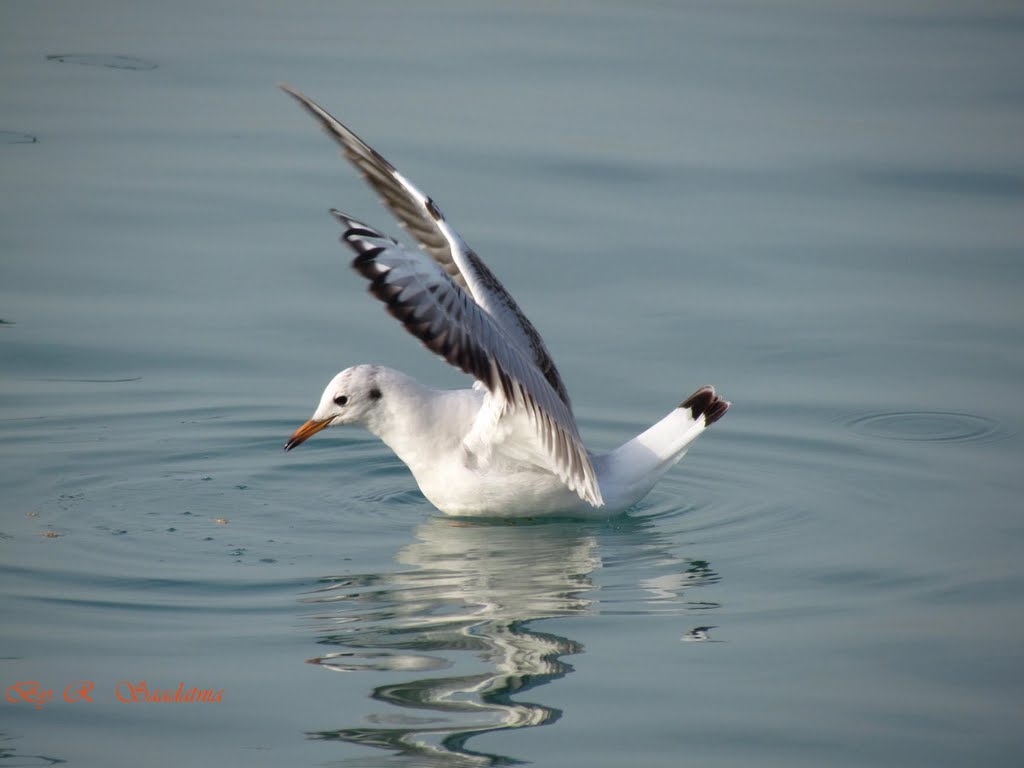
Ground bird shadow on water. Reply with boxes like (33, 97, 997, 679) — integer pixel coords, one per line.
(297, 511, 718, 766)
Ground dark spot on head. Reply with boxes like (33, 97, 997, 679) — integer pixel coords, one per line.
(369, 388, 382, 400)
(333, 395, 349, 406)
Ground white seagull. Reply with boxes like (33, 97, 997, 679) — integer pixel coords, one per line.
(281, 86, 729, 518)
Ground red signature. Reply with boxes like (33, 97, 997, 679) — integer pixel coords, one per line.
(5, 681, 93, 709)
(6, 680, 223, 709)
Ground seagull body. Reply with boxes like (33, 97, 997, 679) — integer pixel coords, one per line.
(282, 86, 729, 518)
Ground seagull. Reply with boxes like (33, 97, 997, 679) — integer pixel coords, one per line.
(281, 86, 729, 518)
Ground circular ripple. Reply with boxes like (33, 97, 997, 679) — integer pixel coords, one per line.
(847, 411, 1003, 443)
(46, 53, 158, 70)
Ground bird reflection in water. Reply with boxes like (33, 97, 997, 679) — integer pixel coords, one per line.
(301, 515, 718, 766)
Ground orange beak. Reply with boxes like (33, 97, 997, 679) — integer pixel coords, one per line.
(284, 418, 332, 451)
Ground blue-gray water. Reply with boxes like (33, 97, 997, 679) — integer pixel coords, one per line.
(2, 2, 1023, 766)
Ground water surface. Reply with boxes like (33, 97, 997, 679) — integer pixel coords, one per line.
(2, 1, 1023, 766)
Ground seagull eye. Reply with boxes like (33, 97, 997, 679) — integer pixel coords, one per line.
(333, 395, 348, 406)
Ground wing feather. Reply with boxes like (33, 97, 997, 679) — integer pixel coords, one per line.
(280, 84, 573, 407)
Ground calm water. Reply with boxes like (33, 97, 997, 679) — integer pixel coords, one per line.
(3, 2, 1023, 766)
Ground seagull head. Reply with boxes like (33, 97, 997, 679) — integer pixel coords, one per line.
(284, 365, 384, 451)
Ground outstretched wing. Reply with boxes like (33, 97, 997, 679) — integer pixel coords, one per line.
(333, 210, 602, 507)
(280, 84, 572, 408)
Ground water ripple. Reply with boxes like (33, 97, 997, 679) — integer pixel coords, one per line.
(310, 650, 451, 673)
(845, 410, 1006, 443)
(46, 53, 158, 70)
(0, 131, 37, 145)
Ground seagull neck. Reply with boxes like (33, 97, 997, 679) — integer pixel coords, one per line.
(363, 373, 471, 473)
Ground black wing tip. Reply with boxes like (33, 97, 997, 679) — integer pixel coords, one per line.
(329, 208, 364, 228)
(330, 210, 394, 262)
(680, 386, 730, 427)
(330, 208, 384, 238)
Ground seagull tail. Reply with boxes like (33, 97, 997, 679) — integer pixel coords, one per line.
(597, 386, 729, 510)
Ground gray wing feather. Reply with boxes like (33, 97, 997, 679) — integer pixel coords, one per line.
(280, 84, 572, 408)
